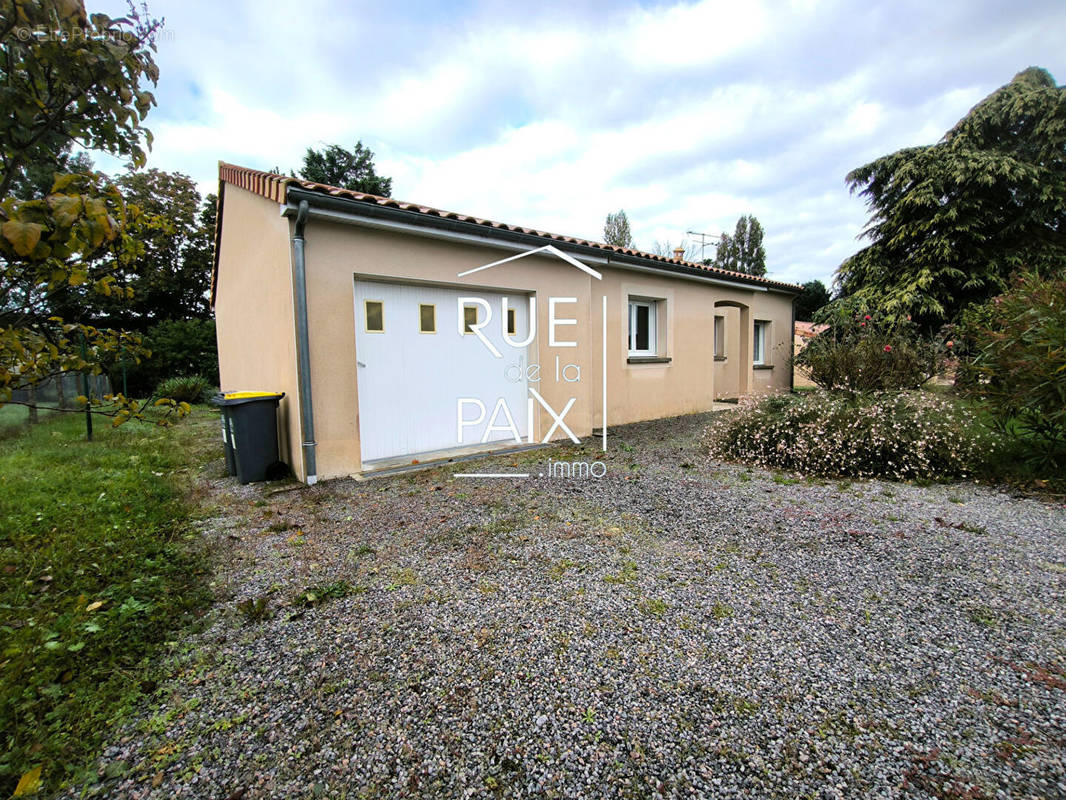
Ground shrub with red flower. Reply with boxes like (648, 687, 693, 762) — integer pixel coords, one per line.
(793, 301, 943, 396)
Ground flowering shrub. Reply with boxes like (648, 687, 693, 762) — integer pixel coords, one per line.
(954, 271, 1066, 470)
(794, 303, 944, 395)
(705, 390, 989, 481)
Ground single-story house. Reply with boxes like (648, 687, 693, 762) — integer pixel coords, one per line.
(212, 163, 802, 483)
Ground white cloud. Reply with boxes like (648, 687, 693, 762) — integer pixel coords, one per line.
(98, 0, 1066, 287)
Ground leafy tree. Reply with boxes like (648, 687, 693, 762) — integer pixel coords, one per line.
(714, 231, 733, 268)
(836, 67, 1066, 329)
(0, 2, 158, 197)
(603, 209, 634, 248)
(714, 215, 766, 276)
(114, 170, 214, 325)
(299, 142, 392, 196)
(7, 140, 94, 200)
(794, 279, 831, 321)
(0, 1, 187, 424)
(47, 170, 215, 329)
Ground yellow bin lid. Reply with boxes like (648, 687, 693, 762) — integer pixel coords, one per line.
(223, 391, 284, 399)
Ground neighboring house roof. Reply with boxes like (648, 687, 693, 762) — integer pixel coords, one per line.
(794, 321, 829, 338)
(213, 162, 804, 303)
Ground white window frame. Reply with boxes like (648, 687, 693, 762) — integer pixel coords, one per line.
(753, 320, 770, 365)
(628, 300, 657, 356)
(714, 315, 725, 358)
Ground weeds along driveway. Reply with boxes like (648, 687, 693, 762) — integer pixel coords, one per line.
(72, 413, 1065, 800)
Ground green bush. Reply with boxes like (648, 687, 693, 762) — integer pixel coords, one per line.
(705, 390, 989, 481)
(955, 271, 1066, 470)
(155, 375, 211, 404)
(795, 302, 943, 395)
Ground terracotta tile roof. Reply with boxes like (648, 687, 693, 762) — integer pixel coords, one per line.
(794, 321, 829, 338)
(217, 162, 803, 294)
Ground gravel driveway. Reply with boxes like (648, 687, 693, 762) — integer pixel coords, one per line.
(71, 413, 1066, 799)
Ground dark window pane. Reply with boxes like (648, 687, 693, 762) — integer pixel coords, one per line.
(464, 305, 478, 333)
(635, 305, 649, 351)
(419, 304, 435, 333)
(365, 301, 384, 332)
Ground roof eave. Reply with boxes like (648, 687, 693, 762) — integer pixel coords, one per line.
(282, 185, 802, 295)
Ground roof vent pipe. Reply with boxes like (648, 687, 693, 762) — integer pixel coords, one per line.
(291, 199, 318, 484)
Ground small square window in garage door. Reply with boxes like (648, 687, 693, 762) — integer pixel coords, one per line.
(419, 304, 436, 333)
(364, 300, 384, 332)
(463, 305, 478, 333)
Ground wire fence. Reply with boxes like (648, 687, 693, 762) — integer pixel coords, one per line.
(1, 373, 113, 434)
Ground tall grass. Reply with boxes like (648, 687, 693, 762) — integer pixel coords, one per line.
(0, 410, 217, 795)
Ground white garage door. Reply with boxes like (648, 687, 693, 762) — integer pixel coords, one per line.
(353, 280, 531, 464)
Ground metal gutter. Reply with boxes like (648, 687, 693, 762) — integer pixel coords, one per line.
(282, 188, 795, 295)
(290, 200, 318, 485)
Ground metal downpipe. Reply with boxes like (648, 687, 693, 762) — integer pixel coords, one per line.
(291, 200, 318, 484)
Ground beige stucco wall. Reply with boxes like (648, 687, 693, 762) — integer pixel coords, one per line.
(213, 186, 303, 477)
(750, 304, 792, 396)
(598, 270, 788, 423)
(214, 186, 796, 481)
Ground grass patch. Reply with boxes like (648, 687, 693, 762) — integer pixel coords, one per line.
(0, 404, 62, 439)
(636, 597, 668, 618)
(711, 602, 734, 619)
(384, 568, 418, 591)
(0, 410, 217, 796)
(603, 560, 638, 585)
(290, 580, 356, 608)
(967, 604, 998, 628)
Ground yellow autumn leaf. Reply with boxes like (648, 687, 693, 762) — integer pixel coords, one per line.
(13, 764, 43, 796)
(2, 220, 44, 257)
(47, 194, 82, 227)
(86, 601, 104, 612)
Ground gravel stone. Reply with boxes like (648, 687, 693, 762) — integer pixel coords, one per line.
(61, 412, 1066, 799)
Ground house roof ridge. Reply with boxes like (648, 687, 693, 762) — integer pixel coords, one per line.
(217, 162, 804, 293)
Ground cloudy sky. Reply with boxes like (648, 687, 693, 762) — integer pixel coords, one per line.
(95, 0, 1065, 287)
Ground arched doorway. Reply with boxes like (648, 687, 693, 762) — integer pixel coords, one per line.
(712, 300, 752, 399)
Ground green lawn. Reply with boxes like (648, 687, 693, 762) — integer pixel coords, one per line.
(0, 408, 218, 796)
(0, 404, 55, 437)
